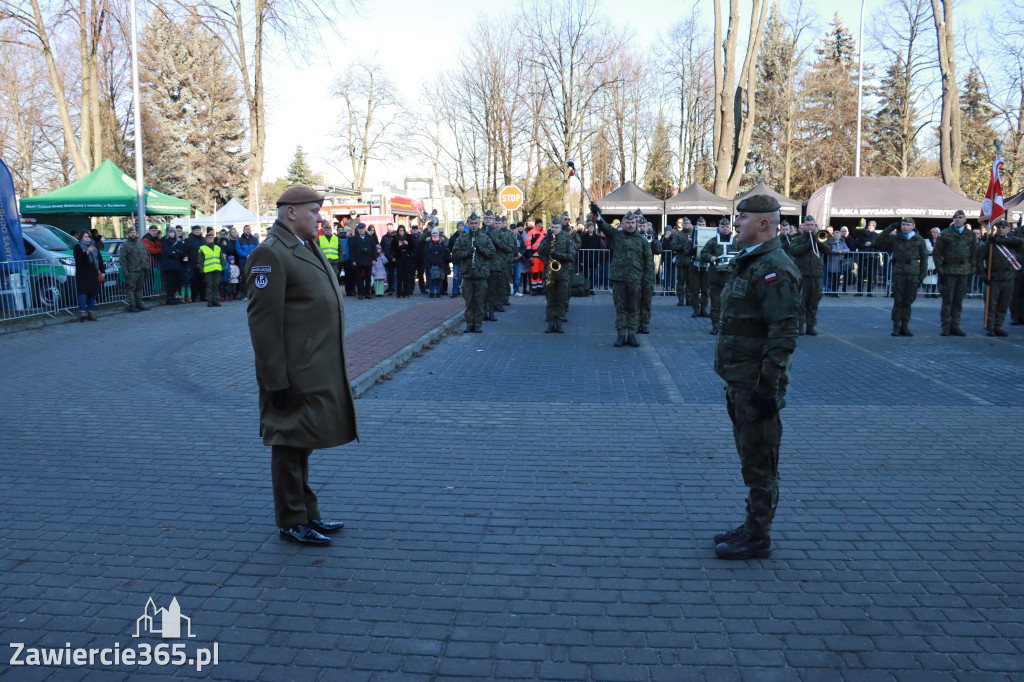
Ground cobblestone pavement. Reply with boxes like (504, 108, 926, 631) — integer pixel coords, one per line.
(1, 291, 1022, 681)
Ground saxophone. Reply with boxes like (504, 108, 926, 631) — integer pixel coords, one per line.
(547, 231, 561, 288)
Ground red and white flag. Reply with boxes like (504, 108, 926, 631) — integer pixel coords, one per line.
(980, 157, 1005, 223)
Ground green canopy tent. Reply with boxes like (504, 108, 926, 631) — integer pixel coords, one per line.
(19, 159, 190, 233)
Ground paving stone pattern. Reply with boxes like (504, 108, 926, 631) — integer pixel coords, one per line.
(0, 292, 1022, 681)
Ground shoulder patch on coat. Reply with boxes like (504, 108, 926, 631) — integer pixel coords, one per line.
(764, 272, 777, 282)
(254, 274, 269, 289)
(250, 265, 271, 273)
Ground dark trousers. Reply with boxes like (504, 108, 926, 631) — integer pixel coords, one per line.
(675, 263, 690, 305)
(270, 445, 320, 529)
(385, 262, 396, 292)
(462, 277, 487, 325)
(612, 281, 641, 332)
(396, 260, 414, 297)
(415, 265, 427, 293)
(798, 277, 823, 327)
(709, 271, 729, 329)
(357, 266, 372, 297)
(726, 387, 782, 538)
(940, 274, 969, 331)
(1011, 270, 1024, 323)
(689, 267, 709, 312)
(328, 260, 341, 284)
(545, 278, 569, 322)
(890, 274, 920, 323)
(985, 278, 1014, 330)
(344, 261, 357, 295)
(194, 268, 206, 300)
(124, 271, 145, 307)
(205, 271, 221, 303)
(164, 270, 180, 302)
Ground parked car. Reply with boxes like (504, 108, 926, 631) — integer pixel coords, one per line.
(20, 224, 118, 308)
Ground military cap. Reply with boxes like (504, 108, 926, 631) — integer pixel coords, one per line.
(696, 217, 706, 225)
(484, 210, 494, 216)
(624, 210, 635, 220)
(993, 218, 1008, 227)
(736, 194, 781, 213)
(901, 216, 915, 225)
(780, 220, 790, 227)
(468, 212, 480, 220)
(953, 209, 965, 218)
(635, 208, 644, 216)
(276, 185, 324, 206)
(719, 217, 730, 226)
(803, 214, 816, 223)
(550, 218, 560, 226)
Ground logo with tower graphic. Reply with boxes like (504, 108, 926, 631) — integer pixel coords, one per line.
(133, 597, 195, 639)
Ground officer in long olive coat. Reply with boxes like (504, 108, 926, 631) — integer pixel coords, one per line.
(245, 185, 359, 546)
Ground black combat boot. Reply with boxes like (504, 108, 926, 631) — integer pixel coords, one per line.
(891, 323, 900, 337)
(136, 303, 148, 311)
(899, 321, 913, 337)
(554, 321, 564, 334)
(638, 324, 649, 334)
(714, 531, 772, 560)
(495, 305, 505, 312)
(485, 312, 498, 322)
(995, 328, 1009, 337)
(986, 327, 996, 337)
(805, 325, 817, 336)
(614, 333, 626, 347)
(127, 305, 139, 313)
(950, 327, 966, 336)
(699, 308, 710, 318)
(472, 324, 483, 333)
(713, 525, 746, 546)
(627, 333, 640, 347)
(464, 323, 474, 333)
(710, 327, 720, 335)
(691, 309, 700, 318)
(545, 323, 556, 333)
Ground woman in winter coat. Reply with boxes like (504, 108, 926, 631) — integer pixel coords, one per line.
(73, 230, 106, 321)
(160, 227, 186, 304)
(423, 228, 451, 298)
(391, 225, 416, 298)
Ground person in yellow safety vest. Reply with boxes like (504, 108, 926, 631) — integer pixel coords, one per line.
(318, 222, 342, 282)
(198, 233, 224, 307)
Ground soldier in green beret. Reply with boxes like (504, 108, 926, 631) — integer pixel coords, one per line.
(591, 205, 651, 347)
(877, 217, 928, 336)
(786, 214, 832, 335)
(451, 213, 495, 332)
(712, 193, 801, 560)
(977, 219, 1023, 336)
(933, 209, 978, 336)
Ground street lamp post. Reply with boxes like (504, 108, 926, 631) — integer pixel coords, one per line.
(129, 0, 145, 227)
(855, 0, 866, 177)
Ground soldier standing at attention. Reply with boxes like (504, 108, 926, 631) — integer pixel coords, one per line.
(245, 186, 357, 546)
(670, 218, 694, 307)
(538, 217, 577, 333)
(933, 209, 978, 336)
(480, 211, 505, 320)
(786, 214, 832, 335)
(877, 218, 928, 336)
(701, 218, 740, 335)
(638, 219, 660, 334)
(120, 226, 151, 313)
(488, 214, 514, 313)
(592, 205, 651, 347)
(713, 194, 801, 560)
(451, 213, 495, 333)
(977, 219, 1023, 336)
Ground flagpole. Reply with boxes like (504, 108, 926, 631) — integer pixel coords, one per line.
(855, 0, 866, 177)
(129, 0, 145, 229)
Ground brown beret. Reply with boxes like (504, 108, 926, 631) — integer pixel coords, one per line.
(276, 186, 324, 207)
(736, 194, 781, 213)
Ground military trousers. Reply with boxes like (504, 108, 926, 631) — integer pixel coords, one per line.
(486, 268, 503, 311)
(1009, 270, 1024, 323)
(639, 284, 653, 325)
(890, 274, 920, 322)
(205, 271, 222, 303)
(709, 271, 730, 329)
(726, 386, 782, 539)
(940, 274, 969, 332)
(500, 264, 511, 305)
(689, 267, 709, 312)
(612, 281, 641, 333)
(798, 276, 823, 327)
(124, 271, 145, 307)
(985, 278, 1015, 331)
(462, 277, 488, 325)
(545, 278, 569, 323)
(675, 263, 690, 305)
(270, 445, 320, 529)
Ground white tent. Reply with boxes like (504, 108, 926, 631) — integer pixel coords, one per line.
(172, 198, 262, 228)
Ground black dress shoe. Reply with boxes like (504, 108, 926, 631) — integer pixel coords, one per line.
(279, 525, 331, 546)
(713, 525, 745, 546)
(715, 531, 771, 559)
(308, 518, 344, 534)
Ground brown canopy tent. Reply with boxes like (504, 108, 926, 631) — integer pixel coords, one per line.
(734, 181, 801, 218)
(595, 181, 667, 231)
(664, 183, 732, 224)
(805, 176, 984, 230)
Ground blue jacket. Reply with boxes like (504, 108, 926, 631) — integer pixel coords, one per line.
(340, 236, 350, 261)
(235, 234, 259, 264)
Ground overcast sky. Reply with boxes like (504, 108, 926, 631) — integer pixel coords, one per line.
(259, 0, 987, 188)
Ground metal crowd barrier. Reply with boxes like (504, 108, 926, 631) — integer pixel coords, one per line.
(0, 257, 166, 323)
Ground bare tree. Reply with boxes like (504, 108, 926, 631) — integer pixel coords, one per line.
(930, 0, 961, 190)
(332, 60, 401, 190)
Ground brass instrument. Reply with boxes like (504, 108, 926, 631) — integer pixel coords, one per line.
(815, 229, 830, 243)
(547, 232, 561, 287)
(471, 234, 477, 270)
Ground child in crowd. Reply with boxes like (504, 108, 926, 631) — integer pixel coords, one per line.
(372, 245, 388, 296)
(227, 255, 240, 300)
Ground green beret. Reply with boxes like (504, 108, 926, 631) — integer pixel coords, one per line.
(736, 194, 781, 213)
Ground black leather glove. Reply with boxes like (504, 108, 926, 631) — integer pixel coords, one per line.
(589, 202, 601, 218)
(749, 389, 778, 420)
(269, 387, 293, 410)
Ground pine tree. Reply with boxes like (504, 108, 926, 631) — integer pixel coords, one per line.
(790, 14, 859, 198)
(642, 114, 674, 199)
(748, 10, 794, 190)
(867, 54, 920, 177)
(286, 145, 315, 187)
(958, 67, 999, 198)
(139, 8, 247, 210)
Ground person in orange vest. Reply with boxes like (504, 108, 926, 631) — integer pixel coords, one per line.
(526, 218, 547, 295)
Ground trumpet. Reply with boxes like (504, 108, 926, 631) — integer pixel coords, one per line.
(815, 229, 830, 243)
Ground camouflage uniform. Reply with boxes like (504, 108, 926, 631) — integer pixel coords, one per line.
(877, 223, 928, 333)
(120, 234, 151, 311)
(451, 226, 494, 331)
(638, 227, 661, 332)
(670, 226, 694, 306)
(487, 225, 514, 312)
(701, 233, 741, 334)
(538, 228, 577, 330)
(976, 232, 1023, 334)
(715, 235, 801, 541)
(597, 216, 651, 341)
(932, 225, 977, 334)
(786, 231, 832, 332)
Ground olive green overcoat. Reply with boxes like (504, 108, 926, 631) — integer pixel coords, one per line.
(246, 221, 359, 448)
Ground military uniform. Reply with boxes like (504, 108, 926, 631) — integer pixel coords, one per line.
(538, 227, 577, 332)
(689, 235, 711, 317)
(451, 223, 495, 332)
(246, 207, 359, 540)
(487, 223, 514, 313)
(669, 226, 694, 306)
(933, 224, 977, 335)
(120, 234, 151, 312)
(786, 227, 832, 334)
(877, 222, 927, 335)
(701, 231, 740, 334)
(976, 231, 1023, 335)
(638, 226, 660, 333)
(596, 211, 651, 346)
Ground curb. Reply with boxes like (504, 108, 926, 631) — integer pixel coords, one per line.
(350, 309, 465, 398)
(0, 300, 163, 335)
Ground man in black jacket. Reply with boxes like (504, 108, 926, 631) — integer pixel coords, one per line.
(185, 226, 207, 302)
(349, 223, 377, 299)
(381, 224, 396, 294)
(411, 224, 427, 294)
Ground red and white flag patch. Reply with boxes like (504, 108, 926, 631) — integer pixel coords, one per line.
(764, 272, 777, 282)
